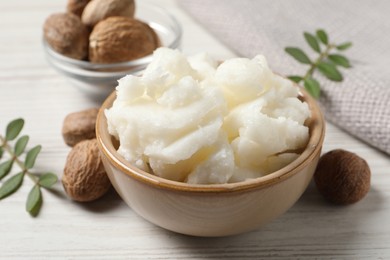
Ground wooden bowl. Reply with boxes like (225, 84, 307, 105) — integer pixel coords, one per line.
(96, 88, 325, 237)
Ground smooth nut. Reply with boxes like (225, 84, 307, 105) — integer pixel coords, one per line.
(67, 0, 91, 17)
(314, 149, 371, 205)
(82, 0, 135, 27)
(43, 12, 89, 60)
(89, 16, 159, 63)
(62, 108, 99, 147)
(62, 139, 111, 202)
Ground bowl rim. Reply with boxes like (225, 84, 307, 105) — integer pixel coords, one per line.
(96, 86, 325, 193)
(42, 1, 182, 71)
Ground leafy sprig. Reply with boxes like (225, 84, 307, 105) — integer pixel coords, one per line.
(0, 118, 58, 216)
(285, 29, 352, 98)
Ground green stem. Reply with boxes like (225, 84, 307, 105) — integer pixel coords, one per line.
(0, 134, 39, 185)
(301, 43, 336, 82)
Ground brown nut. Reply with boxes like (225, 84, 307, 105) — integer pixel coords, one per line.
(67, 0, 91, 17)
(89, 17, 159, 63)
(62, 108, 99, 147)
(43, 12, 89, 60)
(81, 0, 135, 27)
(314, 149, 371, 205)
(62, 139, 111, 202)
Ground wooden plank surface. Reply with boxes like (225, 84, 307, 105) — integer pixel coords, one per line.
(0, 0, 389, 259)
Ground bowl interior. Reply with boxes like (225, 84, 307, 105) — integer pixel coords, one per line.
(96, 88, 325, 193)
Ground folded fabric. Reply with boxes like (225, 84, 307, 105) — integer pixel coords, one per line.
(179, 0, 390, 155)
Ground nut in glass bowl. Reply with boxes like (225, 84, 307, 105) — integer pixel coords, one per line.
(43, 2, 182, 99)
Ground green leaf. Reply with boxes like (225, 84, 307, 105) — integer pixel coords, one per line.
(0, 172, 24, 199)
(288, 75, 304, 83)
(14, 135, 29, 156)
(328, 54, 351, 68)
(5, 118, 24, 141)
(24, 145, 42, 170)
(304, 32, 321, 53)
(0, 147, 3, 159)
(316, 29, 328, 44)
(336, 42, 352, 51)
(317, 62, 343, 82)
(38, 173, 58, 188)
(26, 185, 42, 217)
(0, 160, 13, 180)
(285, 47, 311, 64)
(304, 77, 321, 99)
(28, 198, 42, 217)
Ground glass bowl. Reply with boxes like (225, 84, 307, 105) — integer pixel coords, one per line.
(43, 2, 182, 99)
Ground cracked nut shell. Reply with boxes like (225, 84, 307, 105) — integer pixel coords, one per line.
(81, 0, 135, 27)
(62, 139, 111, 202)
(67, 0, 91, 17)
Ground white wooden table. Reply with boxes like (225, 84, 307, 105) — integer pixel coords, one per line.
(1, 0, 389, 259)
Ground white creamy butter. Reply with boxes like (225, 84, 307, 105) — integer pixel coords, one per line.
(105, 47, 311, 184)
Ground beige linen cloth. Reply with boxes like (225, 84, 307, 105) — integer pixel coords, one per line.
(179, 0, 390, 155)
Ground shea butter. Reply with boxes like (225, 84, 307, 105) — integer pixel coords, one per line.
(105, 48, 311, 184)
